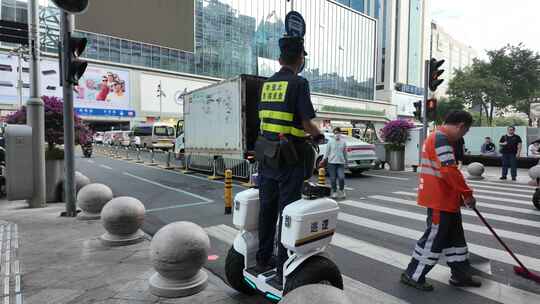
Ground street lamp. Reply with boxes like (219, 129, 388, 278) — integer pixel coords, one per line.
(156, 81, 167, 121)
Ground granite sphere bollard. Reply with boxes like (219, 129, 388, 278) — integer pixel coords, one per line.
(76, 183, 113, 220)
(149, 221, 210, 298)
(467, 162, 485, 180)
(100, 196, 145, 246)
(281, 284, 351, 304)
(75, 171, 91, 193)
(528, 165, 540, 185)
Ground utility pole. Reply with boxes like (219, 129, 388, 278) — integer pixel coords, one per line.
(419, 60, 429, 165)
(156, 81, 166, 121)
(60, 12, 77, 216)
(26, 0, 46, 208)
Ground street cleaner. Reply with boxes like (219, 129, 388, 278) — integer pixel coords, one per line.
(401, 110, 482, 291)
(254, 34, 323, 287)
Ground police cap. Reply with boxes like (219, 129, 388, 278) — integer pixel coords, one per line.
(279, 36, 307, 58)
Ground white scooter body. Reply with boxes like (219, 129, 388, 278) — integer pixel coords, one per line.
(230, 184, 340, 301)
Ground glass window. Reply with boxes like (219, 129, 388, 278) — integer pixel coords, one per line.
(131, 42, 142, 66)
(407, 0, 423, 87)
(142, 44, 152, 67)
(120, 40, 131, 64)
(350, 0, 364, 12)
(152, 46, 161, 69)
(110, 38, 121, 62)
(97, 36, 110, 61)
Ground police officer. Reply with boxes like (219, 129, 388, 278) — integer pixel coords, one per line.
(255, 35, 323, 287)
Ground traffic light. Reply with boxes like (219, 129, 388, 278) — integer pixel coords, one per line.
(50, 0, 89, 14)
(64, 35, 88, 85)
(426, 98, 437, 121)
(413, 100, 422, 120)
(429, 58, 445, 91)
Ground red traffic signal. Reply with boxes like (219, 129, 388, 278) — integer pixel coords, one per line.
(426, 98, 437, 121)
(429, 58, 445, 92)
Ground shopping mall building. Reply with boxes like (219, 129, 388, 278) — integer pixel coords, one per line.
(0, 0, 431, 132)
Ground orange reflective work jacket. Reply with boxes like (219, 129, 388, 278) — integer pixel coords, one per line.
(418, 128, 473, 213)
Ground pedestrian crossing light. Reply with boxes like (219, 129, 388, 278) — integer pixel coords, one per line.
(426, 98, 437, 121)
(429, 58, 445, 92)
(413, 100, 422, 121)
(65, 36, 88, 85)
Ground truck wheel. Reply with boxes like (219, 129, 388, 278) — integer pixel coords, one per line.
(225, 247, 256, 295)
(533, 188, 540, 210)
(283, 255, 343, 296)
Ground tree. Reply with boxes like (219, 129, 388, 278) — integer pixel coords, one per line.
(448, 60, 508, 126)
(433, 97, 465, 125)
(487, 44, 540, 123)
(5, 96, 91, 159)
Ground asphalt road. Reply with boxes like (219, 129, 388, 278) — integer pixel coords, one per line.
(76, 152, 540, 304)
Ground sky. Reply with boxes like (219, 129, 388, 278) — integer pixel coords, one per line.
(430, 0, 540, 59)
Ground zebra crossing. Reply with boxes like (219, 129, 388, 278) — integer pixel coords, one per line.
(205, 179, 540, 303)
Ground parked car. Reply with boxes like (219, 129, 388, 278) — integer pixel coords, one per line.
(93, 132, 104, 144)
(132, 123, 175, 150)
(317, 133, 377, 175)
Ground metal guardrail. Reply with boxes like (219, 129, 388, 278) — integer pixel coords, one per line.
(93, 144, 257, 180)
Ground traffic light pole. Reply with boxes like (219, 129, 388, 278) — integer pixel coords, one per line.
(60, 12, 77, 217)
(26, 0, 46, 208)
(419, 59, 430, 165)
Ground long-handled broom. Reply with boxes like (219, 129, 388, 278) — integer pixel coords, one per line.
(473, 207, 540, 283)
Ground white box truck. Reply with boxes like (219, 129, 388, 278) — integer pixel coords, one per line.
(183, 75, 266, 178)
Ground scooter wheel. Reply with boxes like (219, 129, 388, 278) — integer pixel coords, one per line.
(225, 247, 256, 295)
(284, 255, 343, 296)
(533, 188, 540, 210)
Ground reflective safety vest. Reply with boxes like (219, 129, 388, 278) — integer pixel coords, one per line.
(259, 79, 306, 139)
(417, 129, 472, 213)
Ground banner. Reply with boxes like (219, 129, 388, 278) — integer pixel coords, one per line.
(0, 53, 133, 117)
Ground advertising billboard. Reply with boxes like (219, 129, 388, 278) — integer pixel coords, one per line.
(139, 73, 215, 116)
(0, 54, 134, 117)
(76, 0, 195, 52)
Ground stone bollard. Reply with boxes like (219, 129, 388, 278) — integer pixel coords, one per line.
(528, 165, 540, 186)
(467, 162, 485, 180)
(149, 222, 210, 298)
(100, 196, 145, 246)
(281, 284, 351, 304)
(75, 171, 91, 191)
(77, 183, 114, 220)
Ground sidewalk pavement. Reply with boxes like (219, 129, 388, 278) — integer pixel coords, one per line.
(0, 200, 252, 304)
(462, 166, 532, 184)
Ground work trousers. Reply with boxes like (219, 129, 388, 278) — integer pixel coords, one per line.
(405, 208, 472, 283)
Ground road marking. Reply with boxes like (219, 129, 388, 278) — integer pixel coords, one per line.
(331, 233, 540, 304)
(146, 201, 215, 212)
(336, 212, 540, 273)
(205, 225, 410, 304)
(468, 180, 536, 189)
(99, 164, 113, 170)
(344, 187, 355, 191)
(469, 188, 530, 199)
(86, 159, 95, 164)
(467, 183, 534, 194)
(340, 200, 540, 246)
(362, 173, 410, 181)
(123, 172, 213, 203)
(207, 224, 540, 304)
(412, 188, 532, 206)
(394, 191, 538, 215)
(371, 195, 540, 228)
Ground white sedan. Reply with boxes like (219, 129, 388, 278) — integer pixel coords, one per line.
(317, 133, 377, 175)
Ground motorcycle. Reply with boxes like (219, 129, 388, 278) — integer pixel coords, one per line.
(81, 143, 93, 158)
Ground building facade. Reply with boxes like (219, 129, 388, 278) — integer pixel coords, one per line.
(0, 0, 398, 131)
(373, 0, 431, 118)
(430, 21, 479, 98)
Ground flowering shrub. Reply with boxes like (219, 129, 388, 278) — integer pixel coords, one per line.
(5, 96, 92, 159)
(381, 119, 414, 151)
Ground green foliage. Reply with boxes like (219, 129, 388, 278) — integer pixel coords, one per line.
(434, 97, 465, 125)
(470, 112, 528, 127)
(448, 44, 540, 126)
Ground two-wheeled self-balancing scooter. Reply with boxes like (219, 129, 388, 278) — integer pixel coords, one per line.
(225, 180, 343, 302)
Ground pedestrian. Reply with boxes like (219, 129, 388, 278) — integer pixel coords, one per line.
(499, 126, 522, 181)
(480, 137, 497, 156)
(401, 110, 481, 291)
(528, 140, 540, 158)
(254, 35, 323, 287)
(319, 127, 348, 199)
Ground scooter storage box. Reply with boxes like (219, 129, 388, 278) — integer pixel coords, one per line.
(232, 188, 260, 231)
(281, 198, 339, 254)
